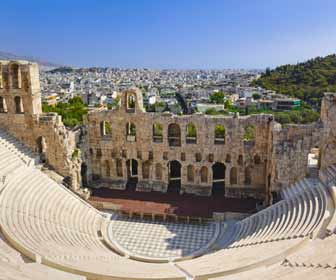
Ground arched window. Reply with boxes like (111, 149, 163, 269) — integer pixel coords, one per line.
(155, 163, 162, 180)
(0, 97, 7, 113)
(225, 154, 231, 163)
(153, 123, 163, 142)
(142, 161, 150, 179)
(116, 159, 123, 177)
(168, 123, 181, 146)
(254, 154, 261, 165)
(238, 155, 243, 166)
(10, 64, 21, 89)
(127, 94, 136, 112)
(187, 165, 195, 182)
(214, 124, 225, 144)
(126, 122, 136, 141)
(186, 123, 197, 144)
(100, 121, 112, 137)
(245, 167, 252, 185)
(244, 125, 256, 142)
(14, 96, 23, 113)
(200, 166, 208, 183)
(105, 160, 111, 177)
(230, 167, 238, 185)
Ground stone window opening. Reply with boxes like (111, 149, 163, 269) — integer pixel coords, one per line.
(126, 122, 136, 142)
(187, 165, 195, 182)
(208, 154, 214, 162)
(244, 125, 256, 144)
(168, 123, 181, 147)
(230, 167, 238, 185)
(116, 159, 123, 177)
(148, 151, 154, 160)
(10, 64, 21, 89)
(104, 160, 111, 177)
(96, 148, 102, 159)
(155, 163, 163, 180)
(153, 123, 163, 143)
(126, 94, 136, 112)
(100, 121, 112, 137)
(244, 167, 252, 185)
(186, 123, 197, 144)
(307, 146, 320, 176)
(214, 124, 225, 145)
(0, 97, 7, 113)
(14, 96, 24, 114)
(254, 154, 261, 165)
(200, 166, 208, 183)
(225, 154, 231, 163)
(181, 152, 186, 161)
(195, 153, 202, 162)
(238, 155, 243, 166)
(142, 161, 151, 179)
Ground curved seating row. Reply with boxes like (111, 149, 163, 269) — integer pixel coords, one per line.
(226, 177, 329, 248)
(0, 129, 39, 166)
(0, 145, 185, 279)
(0, 129, 335, 280)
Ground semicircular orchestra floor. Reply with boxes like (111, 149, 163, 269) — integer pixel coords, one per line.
(107, 214, 219, 260)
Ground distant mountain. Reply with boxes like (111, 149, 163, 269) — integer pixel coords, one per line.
(0, 51, 63, 70)
(252, 54, 336, 107)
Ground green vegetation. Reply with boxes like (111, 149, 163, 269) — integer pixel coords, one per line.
(210, 91, 225, 104)
(204, 104, 319, 125)
(153, 123, 163, 136)
(186, 123, 197, 137)
(71, 148, 80, 160)
(244, 125, 256, 141)
(253, 54, 336, 106)
(252, 93, 261, 100)
(107, 96, 120, 109)
(104, 122, 112, 135)
(42, 96, 88, 127)
(214, 125, 225, 138)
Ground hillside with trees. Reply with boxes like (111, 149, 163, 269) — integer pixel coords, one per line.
(253, 54, 336, 107)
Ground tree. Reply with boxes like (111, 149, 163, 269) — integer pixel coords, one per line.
(252, 93, 261, 100)
(210, 91, 225, 104)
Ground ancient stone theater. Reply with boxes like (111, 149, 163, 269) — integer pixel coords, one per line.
(0, 60, 336, 280)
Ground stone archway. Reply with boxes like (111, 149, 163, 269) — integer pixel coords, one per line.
(212, 162, 226, 196)
(126, 159, 138, 191)
(81, 163, 88, 187)
(167, 160, 181, 193)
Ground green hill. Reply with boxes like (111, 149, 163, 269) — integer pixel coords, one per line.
(253, 54, 336, 107)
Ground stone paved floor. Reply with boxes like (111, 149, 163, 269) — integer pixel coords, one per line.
(108, 215, 217, 259)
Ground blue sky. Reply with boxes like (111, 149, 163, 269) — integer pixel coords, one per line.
(1, 0, 336, 69)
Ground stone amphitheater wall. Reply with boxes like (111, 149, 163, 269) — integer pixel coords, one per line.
(1, 60, 336, 204)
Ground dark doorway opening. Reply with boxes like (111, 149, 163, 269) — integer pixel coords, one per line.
(168, 160, 181, 193)
(81, 163, 88, 187)
(126, 159, 138, 191)
(212, 162, 226, 196)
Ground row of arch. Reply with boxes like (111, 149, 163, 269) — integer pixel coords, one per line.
(0, 96, 24, 114)
(99, 158, 253, 186)
(0, 63, 26, 89)
(99, 121, 255, 146)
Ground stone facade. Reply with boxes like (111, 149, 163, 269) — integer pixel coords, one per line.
(2, 60, 336, 205)
(85, 88, 272, 201)
(0, 60, 81, 189)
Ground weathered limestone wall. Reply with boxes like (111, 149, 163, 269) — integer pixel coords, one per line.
(0, 60, 80, 189)
(2, 60, 336, 204)
(320, 93, 336, 171)
(85, 88, 273, 200)
(270, 122, 321, 193)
